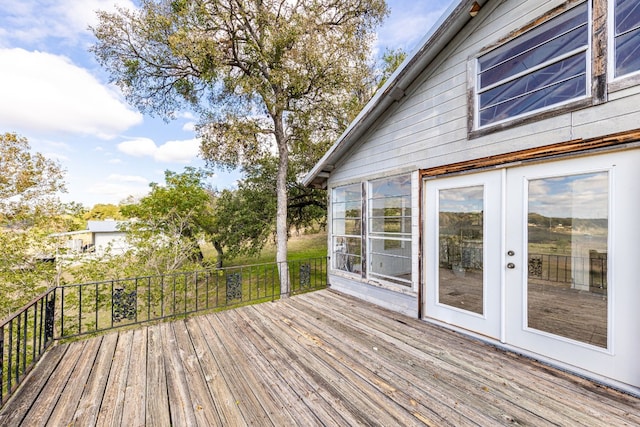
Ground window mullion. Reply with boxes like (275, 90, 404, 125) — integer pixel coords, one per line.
(479, 71, 587, 112)
(361, 181, 367, 278)
(478, 47, 588, 94)
(481, 22, 588, 75)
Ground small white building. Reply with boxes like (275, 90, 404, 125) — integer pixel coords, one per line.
(306, 0, 640, 395)
(55, 220, 129, 256)
(86, 220, 129, 255)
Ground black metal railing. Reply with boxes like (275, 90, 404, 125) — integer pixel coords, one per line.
(0, 288, 56, 408)
(528, 253, 607, 291)
(1, 257, 328, 408)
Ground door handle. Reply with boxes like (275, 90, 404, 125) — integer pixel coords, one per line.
(507, 263, 515, 269)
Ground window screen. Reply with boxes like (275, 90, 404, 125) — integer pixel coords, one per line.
(332, 184, 362, 274)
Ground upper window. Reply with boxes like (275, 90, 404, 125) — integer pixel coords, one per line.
(614, 0, 640, 77)
(477, 3, 589, 127)
(368, 175, 412, 286)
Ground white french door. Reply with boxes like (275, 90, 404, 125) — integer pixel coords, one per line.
(424, 170, 503, 339)
(504, 151, 640, 388)
(424, 150, 640, 390)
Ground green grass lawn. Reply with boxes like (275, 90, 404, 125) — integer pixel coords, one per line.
(214, 231, 328, 267)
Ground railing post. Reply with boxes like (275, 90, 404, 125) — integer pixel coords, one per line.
(45, 293, 55, 344)
(78, 285, 83, 336)
(15, 317, 20, 388)
(0, 324, 4, 406)
(60, 286, 65, 338)
(22, 310, 27, 374)
(7, 322, 12, 395)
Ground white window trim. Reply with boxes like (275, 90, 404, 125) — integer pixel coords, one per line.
(329, 173, 417, 292)
(366, 174, 413, 288)
(330, 184, 363, 277)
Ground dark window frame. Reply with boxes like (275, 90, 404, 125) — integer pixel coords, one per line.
(468, 1, 606, 139)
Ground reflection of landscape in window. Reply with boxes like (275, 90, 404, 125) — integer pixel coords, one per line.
(438, 186, 484, 315)
(527, 172, 608, 348)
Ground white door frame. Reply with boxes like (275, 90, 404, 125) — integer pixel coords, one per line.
(423, 170, 503, 339)
(422, 149, 640, 392)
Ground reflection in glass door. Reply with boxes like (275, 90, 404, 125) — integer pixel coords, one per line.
(438, 186, 484, 315)
(503, 150, 640, 390)
(526, 172, 608, 348)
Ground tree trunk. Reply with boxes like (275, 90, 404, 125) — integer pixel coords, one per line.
(274, 113, 290, 297)
(213, 240, 224, 268)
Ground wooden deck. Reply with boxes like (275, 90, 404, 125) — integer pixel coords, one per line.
(1, 289, 639, 426)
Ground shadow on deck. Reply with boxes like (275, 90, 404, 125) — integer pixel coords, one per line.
(1, 289, 639, 426)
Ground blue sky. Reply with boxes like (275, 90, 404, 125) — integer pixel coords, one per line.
(0, 0, 453, 208)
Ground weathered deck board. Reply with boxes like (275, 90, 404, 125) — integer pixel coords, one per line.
(160, 321, 197, 426)
(121, 328, 148, 427)
(72, 333, 119, 426)
(96, 329, 133, 426)
(0, 343, 68, 426)
(183, 317, 245, 426)
(145, 325, 170, 427)
(1, 289, 639, 427)
(300, 292, 586, 424)
(46, 336, 102, 425)
(307, 290, 640, 426)
(19, 339, 87, 427)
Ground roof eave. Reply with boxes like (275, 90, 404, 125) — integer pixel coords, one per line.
(303, 0, 483, 189)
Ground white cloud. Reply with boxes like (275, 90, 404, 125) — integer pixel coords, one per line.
(117, 137, 201, 163)
(0, 0, 137, 47)
(88, 182, 148, 204)
(155, 139, 201, 163)
(177, 111, 196, 120)
(87, 172, 150, 204)
(182, 121, 196, 132)
(117, 137, 158, 157)
(0, 48, 142, 138)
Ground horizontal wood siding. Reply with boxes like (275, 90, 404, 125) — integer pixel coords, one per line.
(328, 0, 640, 187)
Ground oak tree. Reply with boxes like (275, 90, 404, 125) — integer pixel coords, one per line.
(0, 133, 67, 318)
(91, 0, 388, 295)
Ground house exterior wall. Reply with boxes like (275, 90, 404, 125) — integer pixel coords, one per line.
(330, 0, 640, 188)
(92, 232, 128, 255)
(322, 0, 640, 394)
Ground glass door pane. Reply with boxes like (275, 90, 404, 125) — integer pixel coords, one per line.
(438, 186, 484, 315)
(527, 172, 608, 348)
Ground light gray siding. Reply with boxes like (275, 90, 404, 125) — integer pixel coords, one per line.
(327, 0, 638, 187)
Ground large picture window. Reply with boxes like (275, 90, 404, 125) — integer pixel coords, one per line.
(332, 184, 362, 274)
(331, 175, 413, 287)
(477, 2, 589, 127)
(368, 175, 412, 286)
(614, 0, 640, 77)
